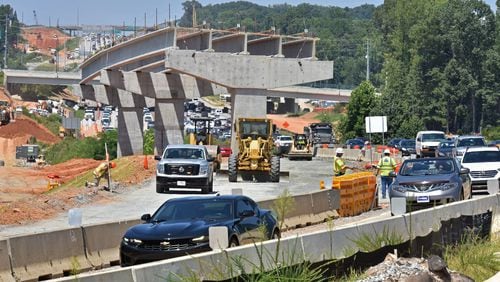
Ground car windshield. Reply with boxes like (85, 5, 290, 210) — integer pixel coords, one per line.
(400, 159, 455, 176)
(439, 142, 455, 148)
(152, 200, 234, 221)
(457, 138, 485, 147)
(422, 133, 445, 141)
(280, 136, 292, 141)
(401, 140, 415, 147)
(240, 121, 268, 137)
(315, 128, 332, 134)
(462, 151, 500, 163)
(163, 148, 205, 159)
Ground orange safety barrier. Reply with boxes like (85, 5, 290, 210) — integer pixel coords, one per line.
(332, 172, 376, 217)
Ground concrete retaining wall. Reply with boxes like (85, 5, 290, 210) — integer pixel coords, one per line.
(316, 148, 398, 163)
(51, 194, 499, 282)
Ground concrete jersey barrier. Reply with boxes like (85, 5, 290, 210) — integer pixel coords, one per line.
(83, 219, 141, 268)
(9, 227, 88, 281)
(0, 239, 14, 282)
(51, 194, 500, 282)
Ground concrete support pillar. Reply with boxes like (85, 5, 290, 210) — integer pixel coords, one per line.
(117, 107, 144, 157)
(154, 99, 184, 155)
(229, 90, 267, 153)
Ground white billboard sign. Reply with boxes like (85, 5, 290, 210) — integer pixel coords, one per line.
(365, 116, 387, 133)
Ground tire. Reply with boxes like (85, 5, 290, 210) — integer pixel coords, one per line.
(313, 146, 318, 157)
(228, 154, 238, 182)
(229, 237, 239, 248)
(202, 185, 209, 194)
(209, 178, 214, 193)
(307, 156, 313, 161)
(271, 229, 280, 240)
(270, 156, 280, 183)
(156, 184, 169, 193)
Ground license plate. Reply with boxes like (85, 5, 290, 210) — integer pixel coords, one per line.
(177, 181, 186, 186)
(416, 196, 430, 203)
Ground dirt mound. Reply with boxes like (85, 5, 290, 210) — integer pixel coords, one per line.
(0, 117, 59, 143)
(21, 27, 70, 55)
(268, 113, 321, 134)
(0, 155, 157, 225)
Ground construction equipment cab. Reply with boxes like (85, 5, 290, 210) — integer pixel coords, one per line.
(188, 116, 221, 171)
(228, 118, 280, 182)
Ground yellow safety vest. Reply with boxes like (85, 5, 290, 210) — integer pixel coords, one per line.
(378, 156, 396, 176)
(334, 157, 345, 176)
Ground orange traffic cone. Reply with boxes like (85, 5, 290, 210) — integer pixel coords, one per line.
(143, 155, 149, 170)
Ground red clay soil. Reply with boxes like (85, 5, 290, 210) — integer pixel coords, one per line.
(0, 117, 59, 143)
(21, 27, 70, 55)
(268, 112, 321, 134)
(0, 156, 157, 225)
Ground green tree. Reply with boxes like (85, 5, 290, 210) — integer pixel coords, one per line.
(339, 81, 377, 140)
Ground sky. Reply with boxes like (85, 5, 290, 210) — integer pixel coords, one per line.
(4, 0, 498, 26)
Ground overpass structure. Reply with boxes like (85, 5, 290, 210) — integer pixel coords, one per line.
(3, 26, 344, 156)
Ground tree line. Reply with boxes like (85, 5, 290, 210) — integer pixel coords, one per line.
(179, 0, 499, 139)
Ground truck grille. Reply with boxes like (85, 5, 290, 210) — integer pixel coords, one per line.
(470, 170, 497, 178)
(403, 184, 436, 192)
(165, 164, 200, 175)
(140, 239, 199, 251)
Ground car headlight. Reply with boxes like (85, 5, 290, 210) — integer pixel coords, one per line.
(200, 164, 209, 174)
(439, 183, 458, 191)
(123, 237, 142, 245)
(157, 164, 165, 174)
(422, 145, 427, 149)
(192, 235, 208, 242)
(402, 148, 408, 151)
(392, 185, 407, 193)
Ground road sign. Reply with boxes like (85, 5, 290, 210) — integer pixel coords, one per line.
(365, 116, 387, 133)
(282, 121, 289, 128)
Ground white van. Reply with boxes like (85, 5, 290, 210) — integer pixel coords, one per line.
(415, 130, 446, 158)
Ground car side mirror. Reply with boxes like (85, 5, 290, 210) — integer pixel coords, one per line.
(141, 214, 151, 221)
(239, 210, 255, 218)
(154, 155, 161, 161)
(460, 168, 470, 175)
(388, 171, 397, 177)
(417, 137, 421, 142)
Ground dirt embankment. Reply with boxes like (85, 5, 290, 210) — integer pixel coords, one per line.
(0, 156, 156, 225)
(0, 117, 59, 166)
(268, 112, 321, 134)
(21, 27, 70, 55)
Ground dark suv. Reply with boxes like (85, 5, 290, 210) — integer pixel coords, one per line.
(389, 158, 471, 212)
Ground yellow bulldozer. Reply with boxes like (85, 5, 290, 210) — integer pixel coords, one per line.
(228, 117, 280, 182)
(188, 116, 221, 171)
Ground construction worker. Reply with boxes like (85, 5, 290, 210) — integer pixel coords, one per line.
(376, 149, 397, 199)
(334, 148, 348, 176)
(89, 161, 116, 190)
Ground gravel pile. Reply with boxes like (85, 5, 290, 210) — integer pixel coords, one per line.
(358, 254, 473, 282)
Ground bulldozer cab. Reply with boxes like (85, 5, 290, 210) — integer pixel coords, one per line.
(239, 120, 271, 139)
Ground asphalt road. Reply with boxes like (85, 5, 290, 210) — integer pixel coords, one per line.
(0, 157, 342, 238)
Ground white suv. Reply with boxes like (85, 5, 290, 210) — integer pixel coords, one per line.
(460, 147, 500, 194)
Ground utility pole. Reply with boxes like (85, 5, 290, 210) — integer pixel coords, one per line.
(366, 39, 370, 81)
(4, 14, 8, 69)
(155, 8, 158, 30)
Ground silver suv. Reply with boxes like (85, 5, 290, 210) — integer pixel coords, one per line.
(155, 145, 214, 194)
(453, 135, 486, 161)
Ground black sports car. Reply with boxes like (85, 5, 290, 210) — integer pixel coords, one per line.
(120, 195, 280, 266)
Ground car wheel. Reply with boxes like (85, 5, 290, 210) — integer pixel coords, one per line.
(209, 178, 214, 193)
(229, 237, 239, 248)
(156, 184, 169, 193)
(271, 229, 280, 240)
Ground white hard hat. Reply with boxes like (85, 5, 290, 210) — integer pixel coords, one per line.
(384, 149, 391, 154)
(336, 148, 344, 154)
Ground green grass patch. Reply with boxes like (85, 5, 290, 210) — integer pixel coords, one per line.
(34, 63, 56, 72)
(48, 170, 94, 194)
(315, 111, 345, 123)
(64, 38, 80, 51)
(445, 235, 500, 281)
(23, 109, 62, 136)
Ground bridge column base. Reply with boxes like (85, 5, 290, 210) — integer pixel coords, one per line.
(230, 90, 267, 153)
(117, 107, 144, 157)
(154, 99, 184, 155)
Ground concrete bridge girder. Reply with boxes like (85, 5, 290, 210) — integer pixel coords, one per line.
(164, 49, 333, 89)
(100, 70, 226, 99)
